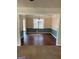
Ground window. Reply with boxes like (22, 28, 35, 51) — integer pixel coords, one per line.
(33, 19, 44, 29)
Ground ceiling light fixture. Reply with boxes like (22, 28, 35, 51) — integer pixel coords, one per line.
(29, 0, 34, 1)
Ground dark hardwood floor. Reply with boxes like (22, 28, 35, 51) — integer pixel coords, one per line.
(21, 33, 56, 46)
(17, 46, 61, 59)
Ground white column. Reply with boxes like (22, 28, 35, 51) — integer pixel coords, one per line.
(23, 16, 28, 45)
(58, 19, 61, 46)
(56, 15, 61, 46)
(17, 15, 21, 46)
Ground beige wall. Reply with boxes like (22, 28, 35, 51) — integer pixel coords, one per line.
(43, 16, 52, 28)
(25, 15, 52, 28)
(26, 16, 33, 28)
(52, 14, 60, 30)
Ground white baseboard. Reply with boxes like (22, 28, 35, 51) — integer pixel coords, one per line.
(50, 33, 61, 46)
(50, 33, 57, 39)
(56, 43, 61, 46)
(17, 43, 21, 46)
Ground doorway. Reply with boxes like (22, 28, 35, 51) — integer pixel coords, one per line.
(20, 15, 56, 46)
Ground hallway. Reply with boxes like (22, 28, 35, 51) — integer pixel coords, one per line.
(21, 33, 56, 46)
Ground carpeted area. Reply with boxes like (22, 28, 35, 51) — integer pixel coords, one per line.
(17, 46, 61, 59)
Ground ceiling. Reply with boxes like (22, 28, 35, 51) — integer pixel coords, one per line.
(17, 0, 61, 8)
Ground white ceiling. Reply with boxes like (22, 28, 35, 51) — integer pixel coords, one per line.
(17, 0, 61, 8)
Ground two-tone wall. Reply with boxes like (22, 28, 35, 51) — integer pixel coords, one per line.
(51, 14, 61, 45)
(25, 15, 52, 33)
